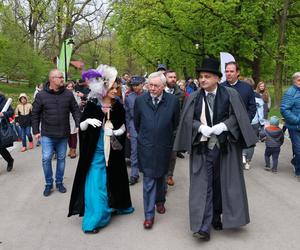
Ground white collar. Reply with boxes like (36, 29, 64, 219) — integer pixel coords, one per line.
(204, 87, 217, 96)
(150, 93, 163, 101)
(165, 86, 174, 93)
(228, 80, 238, 86)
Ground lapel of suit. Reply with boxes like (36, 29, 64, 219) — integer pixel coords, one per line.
(145, 92, 156, 111)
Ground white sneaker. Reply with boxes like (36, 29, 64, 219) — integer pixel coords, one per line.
(244, 162, 250, 170)
(242, 155, 246, 164)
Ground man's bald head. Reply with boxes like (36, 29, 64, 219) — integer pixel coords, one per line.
(48, 69, 64, 91)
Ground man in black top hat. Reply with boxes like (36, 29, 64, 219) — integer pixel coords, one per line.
(174, 57, 257, 241)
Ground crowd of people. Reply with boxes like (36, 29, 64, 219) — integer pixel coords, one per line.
(0, 58, 300, 241)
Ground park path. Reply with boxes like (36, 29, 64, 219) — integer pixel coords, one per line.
(0, 138, 299, 250)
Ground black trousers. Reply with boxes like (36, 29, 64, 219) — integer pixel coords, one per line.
(212, 151, 222, 224)
(0, 148, 13, 163)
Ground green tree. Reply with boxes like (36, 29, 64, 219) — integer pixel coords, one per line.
(112, 0, 300, 106)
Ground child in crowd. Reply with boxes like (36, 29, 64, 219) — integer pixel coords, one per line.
(260, 116, 284, 173)
(15, 93, 33, 152)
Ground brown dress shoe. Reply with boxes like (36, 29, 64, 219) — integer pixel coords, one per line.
(156, 203, 166, 214)
(143, 218, 154, 229)
(166, 176, 175, 186)
(69, 148, 77, 158)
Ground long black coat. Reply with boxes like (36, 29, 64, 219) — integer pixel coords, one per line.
(134, 91, 180, 178)
(68, 99, 132, 217)
(0, 94, 14, 149)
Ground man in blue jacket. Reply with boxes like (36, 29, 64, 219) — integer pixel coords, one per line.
(134, 71, 180, 229)
(281, 72, 300, 181)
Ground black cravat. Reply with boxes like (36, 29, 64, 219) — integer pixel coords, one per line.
(207, 93, 215, 111)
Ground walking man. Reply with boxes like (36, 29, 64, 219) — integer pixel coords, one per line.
(134, 72, 180, 229)
(221, 62, 257, 170)
(281, 72, 300, 181)
(174, 58, 257, 241)
(164, 70, 185, 186)
(32, 69, 80, 197)
(125, 76, 145, 185)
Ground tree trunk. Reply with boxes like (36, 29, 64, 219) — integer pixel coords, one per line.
(252, 56, 261, 86)
(273, 0, 289, 108)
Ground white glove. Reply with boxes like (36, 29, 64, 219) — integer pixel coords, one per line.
(80, 118, 102, 131)
(113, 124, 126, 136)
(211, 122, 227, 135)
(104, 128, 113, 136)
(198, 125, 213, 137)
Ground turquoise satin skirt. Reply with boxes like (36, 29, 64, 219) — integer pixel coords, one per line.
(82, 130, 112, 232)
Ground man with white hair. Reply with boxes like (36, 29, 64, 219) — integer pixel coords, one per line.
(134, 71, 180, 229)
(281, 72, 300, 181)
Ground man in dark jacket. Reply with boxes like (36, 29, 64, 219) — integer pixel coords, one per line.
(125, 76, 145, 185)
(32, 69, 80, 197)
(0, 93, 14, 172)
(134, 71, 180, 229)
(221, 61, 256, 121)
(164, 70, 185, 186)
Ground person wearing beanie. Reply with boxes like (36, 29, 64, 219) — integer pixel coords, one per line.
(260, 116, 284, 173)
(15, 93, 33, 152)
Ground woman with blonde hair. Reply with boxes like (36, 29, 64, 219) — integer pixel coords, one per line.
(256, 81, 271, 119)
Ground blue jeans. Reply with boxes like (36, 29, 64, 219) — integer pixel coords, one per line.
(21, 126, 33, 147)
(264, 147, 281, 171)
(14, 123, 22, 139)
(41, 136, 68, 186)
(288, 129, 300, 176)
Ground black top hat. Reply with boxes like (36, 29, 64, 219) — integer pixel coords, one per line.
(130, 76, 145, 85)
(196, 57, 222, 78)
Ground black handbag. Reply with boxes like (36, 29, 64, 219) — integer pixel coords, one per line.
(0, 118, 18, 147)
(110, 135, 123, 151)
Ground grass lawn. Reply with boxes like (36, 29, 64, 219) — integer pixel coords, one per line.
(0, 83, 35, 108)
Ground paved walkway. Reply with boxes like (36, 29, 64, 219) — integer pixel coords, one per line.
(0, 139, 299, 250)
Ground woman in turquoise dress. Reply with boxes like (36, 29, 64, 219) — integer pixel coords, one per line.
(68, 84, 134, 233)
(82, 129, 112, 232)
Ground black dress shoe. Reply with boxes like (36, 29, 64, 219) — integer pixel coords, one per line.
(176, 152, 185, 159)
(193, 230, 210, 241)
(85, 229, 99, 234)
(129, 176, 138, 185)
(7, 159, 14, 172)
(212, 222, 223, 230)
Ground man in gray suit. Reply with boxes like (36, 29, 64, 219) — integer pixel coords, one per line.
(174, 58, 257, 241)
(134, 72, 180, 229)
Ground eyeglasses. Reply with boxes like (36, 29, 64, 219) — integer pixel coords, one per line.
(53, 76, 64, 79)
(148, 83, 162, 89)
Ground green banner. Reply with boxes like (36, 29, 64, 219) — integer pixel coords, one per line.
(57, 38, 73, 80)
